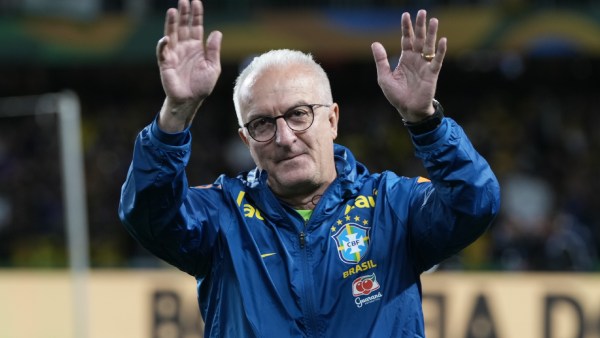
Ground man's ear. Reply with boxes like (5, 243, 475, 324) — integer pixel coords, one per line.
(329, 103, 340, 140)
(238, 128, 250, 147)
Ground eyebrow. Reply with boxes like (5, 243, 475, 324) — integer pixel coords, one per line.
(246, 101, 310, 121)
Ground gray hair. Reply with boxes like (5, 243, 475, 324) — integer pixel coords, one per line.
(233, 49, 332, 127)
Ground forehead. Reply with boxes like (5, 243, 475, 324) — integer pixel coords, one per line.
(240, 64, 324, 115)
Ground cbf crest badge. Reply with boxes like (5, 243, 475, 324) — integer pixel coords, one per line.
(331, 223, 371, 264)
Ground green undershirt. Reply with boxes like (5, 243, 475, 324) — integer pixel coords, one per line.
(296, 209, 313, 222)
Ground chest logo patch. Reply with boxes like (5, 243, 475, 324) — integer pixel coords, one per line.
(331, 223, 371, 264)
(352, 273, 383, 308)
(352, 273, 380, 297)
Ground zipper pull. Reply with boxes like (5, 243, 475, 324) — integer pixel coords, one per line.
(299, 232, 306, 249)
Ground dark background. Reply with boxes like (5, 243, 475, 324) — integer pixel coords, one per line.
(0, 0, 598, 271)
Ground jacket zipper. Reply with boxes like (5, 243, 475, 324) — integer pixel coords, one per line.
(299, 219, 319, 336)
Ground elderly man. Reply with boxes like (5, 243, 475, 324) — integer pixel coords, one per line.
(119, 0, 500, 336)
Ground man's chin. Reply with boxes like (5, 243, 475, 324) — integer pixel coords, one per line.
(269, 172, 317, 193)
(277, 175, 312, 188)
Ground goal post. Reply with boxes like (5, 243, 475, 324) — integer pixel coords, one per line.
(0, 91, 90, 338)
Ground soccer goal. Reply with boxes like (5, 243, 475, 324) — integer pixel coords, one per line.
(0, 91, 89, 338)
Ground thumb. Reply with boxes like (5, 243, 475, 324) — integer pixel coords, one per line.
(371, 42, 391, 79)
(205, 31, 222, 66)
(156, 36, 169, 63)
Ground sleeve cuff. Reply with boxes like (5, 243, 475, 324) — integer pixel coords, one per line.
(150, 114, 191, 145)
(411, 117, 449, 147)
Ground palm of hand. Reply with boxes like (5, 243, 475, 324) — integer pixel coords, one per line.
(160, 41, 220, 104)
(381, 51, 438, 116)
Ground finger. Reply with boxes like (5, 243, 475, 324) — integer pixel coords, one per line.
(422, 17, 438, 56)
(430, 37, 447, 73)
(205, 31, 222, 66)
(156, 36, 170, 63)
(164, 7, 178, 46)
(400, 12, 414, 52)
(371, 42, 391, 79)
(412, 9, 427, 53)
(177, 0, 191, 41)
(190, 0, 204, 41)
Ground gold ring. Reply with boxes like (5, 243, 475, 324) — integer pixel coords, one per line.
(421, 53, 435, 62)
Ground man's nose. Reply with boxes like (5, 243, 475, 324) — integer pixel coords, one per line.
(274, 118, 296, 145)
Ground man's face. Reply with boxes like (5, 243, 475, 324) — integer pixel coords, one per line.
(237, 64, 339, 198)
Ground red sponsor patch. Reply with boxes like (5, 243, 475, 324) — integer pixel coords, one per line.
(352, 273, 380, 297)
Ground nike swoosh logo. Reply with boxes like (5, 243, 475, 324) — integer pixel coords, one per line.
(261, 253, 276, 258)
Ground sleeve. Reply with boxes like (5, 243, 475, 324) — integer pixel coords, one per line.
(118, 117, 224, 276)
(406, 117, 501, 272)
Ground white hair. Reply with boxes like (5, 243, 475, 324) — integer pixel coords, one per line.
(233, 49, 332, 127)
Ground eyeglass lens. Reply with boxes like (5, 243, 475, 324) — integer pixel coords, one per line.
(248, 105, 315, 141)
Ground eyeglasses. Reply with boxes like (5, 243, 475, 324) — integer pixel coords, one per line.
(243, 104, 330, 142)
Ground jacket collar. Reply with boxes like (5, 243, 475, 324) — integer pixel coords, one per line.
(240, 143, 367, 195)
(235, 143, 368, 229)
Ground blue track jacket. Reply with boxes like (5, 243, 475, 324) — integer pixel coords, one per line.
(119, 117, 500, 337)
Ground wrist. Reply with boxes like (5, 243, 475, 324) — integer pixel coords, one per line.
(159, 98, 203, 132)
(402, 99, 444, 135)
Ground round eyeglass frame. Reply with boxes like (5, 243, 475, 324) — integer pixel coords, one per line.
(243, 103, 330, 142)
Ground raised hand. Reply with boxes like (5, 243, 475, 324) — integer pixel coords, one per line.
(156, 0, 222, 132)
(371, 10, 446, 122)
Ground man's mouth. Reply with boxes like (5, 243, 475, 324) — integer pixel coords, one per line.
(277, 153, 303, 163)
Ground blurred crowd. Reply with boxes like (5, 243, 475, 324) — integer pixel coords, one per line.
(0, 55, 598, 271)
